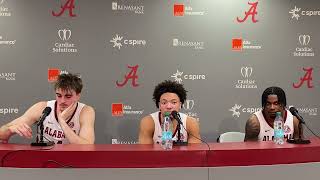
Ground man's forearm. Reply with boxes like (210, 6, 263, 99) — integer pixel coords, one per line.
(59, 120, 90, 144)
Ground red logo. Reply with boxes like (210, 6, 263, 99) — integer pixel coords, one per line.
(52, 0, 77, 17)
(293, 67, 314, 88)
(112, 103, 124, 116)
(174, 4, 184, 16)
(48, 68, 61, 82)
(232, 38, 243, 51)
(116, 65, 140, 87)
(237, 1, 258, 23)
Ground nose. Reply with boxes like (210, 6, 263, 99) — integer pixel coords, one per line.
(165, 102, 174, 109)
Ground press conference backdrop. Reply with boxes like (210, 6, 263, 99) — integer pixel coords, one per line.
(0, 0, 319, 144)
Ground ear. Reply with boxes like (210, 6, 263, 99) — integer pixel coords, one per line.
(76, 93, 81, 101)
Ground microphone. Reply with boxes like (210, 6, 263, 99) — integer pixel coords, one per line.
(289, 106, 305, 124)
(31, 107, 54, 146)
(37, 107, 52, 125)
(171, 110, 183, 125)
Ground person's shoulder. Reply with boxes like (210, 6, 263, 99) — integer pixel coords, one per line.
(30, 101, 48, 110)
(186, 115, 198, 123)
(141, 115, 154, 123)
(81, 104, 95, 114)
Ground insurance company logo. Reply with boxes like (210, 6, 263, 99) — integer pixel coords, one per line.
(52, 29, 77, 53)
(232, 38, 262, 51)
(171, 69, 206, 84)
(289, 6, 320, 21)
(111, 103, 144, 116)
(173, 3, 205, 16)
(110, 34, 146, 50)
(112, 1, 144, 14)
(48, 68, 69, 82)
(235, 67, 257, 89)
(293, 34, 314, 57)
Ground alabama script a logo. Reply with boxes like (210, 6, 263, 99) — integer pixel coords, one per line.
(116, 65, 139, 87)
(52, 0, 77, 17)
(293, 67, 314, 88)
(237, 1, 258, 23)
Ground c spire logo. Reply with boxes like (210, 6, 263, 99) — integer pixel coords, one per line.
(289, 6, 320, 21)
(289, 6, 301, 20)
(110, 34, 123, 50)
(110, 34, 146, 50)
(58, 29, 72, 41)
(236, 1, 258, 23)
(171, 70, 183, 83)
(229, 104, 242, 118)
(171, 69, 206, 84)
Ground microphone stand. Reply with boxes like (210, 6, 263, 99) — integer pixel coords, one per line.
(173, 117, 188, 146)
(287, 121, 311, 144)
(31, 120, 54, 146)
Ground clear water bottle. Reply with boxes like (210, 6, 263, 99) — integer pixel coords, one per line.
(274, 111, 284, 145)
(161, 112, 173, 150)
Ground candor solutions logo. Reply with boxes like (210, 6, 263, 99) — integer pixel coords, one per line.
(52, 29, 78, 53)
(173, 3, 205, 16)
(289, 6, 320, 21)
(0, 107, 19, 115)
(111, 103, 144, 116)
(171, 69, 206, 84)
(232, 38, 261, 51)
(235, 67, 257, 89)
(173, 38, 204, 50)
(0, 72, 16, 81)
(182, 99, 199, 121)
(110, 34, 146, 50)
(112, 1, 144, 14)
(229, 103, 261, 118)
(0, 35, 16, 46)
(293, 34, 314, 57)
(0, 0, 11, 17)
